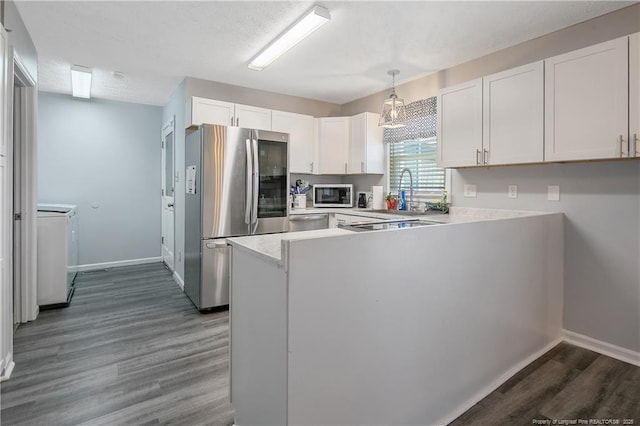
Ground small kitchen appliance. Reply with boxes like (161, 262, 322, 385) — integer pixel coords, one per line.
(357, 193, 367, 208)
(312, 184, 353, 207)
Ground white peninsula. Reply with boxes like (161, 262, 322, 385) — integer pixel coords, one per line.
(227, 208, 564, 426)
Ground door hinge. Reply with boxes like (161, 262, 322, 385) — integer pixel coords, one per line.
(161, 140, 164, 149)
(162, 189, 165, 196)
(14, 213, 22, 221)
(161, 236, 164, 244)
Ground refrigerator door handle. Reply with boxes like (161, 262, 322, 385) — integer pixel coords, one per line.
(244, 139, 253, 226)
(251, 137, 259, 233)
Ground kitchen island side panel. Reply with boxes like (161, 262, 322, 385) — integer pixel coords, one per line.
(285, 214, 563, 425)
(230, 246, 288, 426)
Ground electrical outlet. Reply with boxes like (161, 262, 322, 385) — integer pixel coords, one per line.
(463, 184, 477, 198)
(547, 185, 560, 201)
(508, 185, 518, 198)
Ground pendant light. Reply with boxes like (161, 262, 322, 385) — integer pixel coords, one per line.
(378, 69, 406, 128)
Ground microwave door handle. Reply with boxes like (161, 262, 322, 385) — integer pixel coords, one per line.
(251, 138, 259, 233)
(245, 139, 252, 228)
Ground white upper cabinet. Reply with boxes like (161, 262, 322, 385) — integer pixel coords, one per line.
(630, 33, 639, 158)
(544, 36, 629, 161)
(235, 103, 272, 130)
(190, 97, 234, 127)
(437, 79, 483, 167)
(318, 117, 349, 174)
(271, 110, 315, 174)
(349, 112, 384, 174)
(189, 97, 271, 130)
(483, 61, 544, 165)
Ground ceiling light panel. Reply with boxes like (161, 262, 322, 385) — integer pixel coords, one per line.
(248, 5, 330, 71)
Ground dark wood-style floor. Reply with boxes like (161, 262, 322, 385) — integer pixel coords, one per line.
(1, 263, 638, 425)
(0, 263, 233, 425)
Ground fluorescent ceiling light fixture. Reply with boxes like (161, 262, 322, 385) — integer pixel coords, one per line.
(71, 66, 92, 99)
(248, 5, 330, 71)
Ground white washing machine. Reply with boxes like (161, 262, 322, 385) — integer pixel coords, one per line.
(37, 204, 79, 308)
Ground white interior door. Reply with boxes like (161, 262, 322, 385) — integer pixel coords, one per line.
(161, 118, 175, 271)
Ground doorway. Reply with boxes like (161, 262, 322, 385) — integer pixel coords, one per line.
(11, 52, 37, 327)
(161, 117, 175, 271)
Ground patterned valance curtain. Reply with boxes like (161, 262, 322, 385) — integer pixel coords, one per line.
(383, 97, 437, 144)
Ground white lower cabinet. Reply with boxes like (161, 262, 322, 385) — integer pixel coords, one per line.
(544, 36, 629, 161)
(271, 110, 316, 174)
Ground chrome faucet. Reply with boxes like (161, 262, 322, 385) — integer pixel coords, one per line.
(398, 168, 415, 211)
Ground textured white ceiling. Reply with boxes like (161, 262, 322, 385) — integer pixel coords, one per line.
(15, 1, 634, 106)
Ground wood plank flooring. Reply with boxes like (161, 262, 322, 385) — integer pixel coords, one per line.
(0, 263, 234, 425)
(450, 342, 640, 425)
(1, 263, 638, 425)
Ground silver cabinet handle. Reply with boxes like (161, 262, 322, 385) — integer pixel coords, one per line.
(345, 163, 348, 174)
(476, 149, 481, 165)
(483, 149, 489, 165)
(310, 162, 314, 173)
(236, 117, 239, 127)
(361, 161, 364, 173)
(231, 116, 234, 126)
(634, 133, 639, 157)
(619, 134, 628, 157)
(206, 241, 228, 249)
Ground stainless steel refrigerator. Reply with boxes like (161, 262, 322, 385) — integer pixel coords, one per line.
(184, 124, 289, 310)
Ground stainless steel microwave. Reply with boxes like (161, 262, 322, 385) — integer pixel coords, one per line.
(313, 184, 353, 208)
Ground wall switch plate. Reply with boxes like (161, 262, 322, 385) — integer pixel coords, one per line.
(463, 184, 477, 198)
(508, 185, 518, 198)
(547, 185, 560, 201)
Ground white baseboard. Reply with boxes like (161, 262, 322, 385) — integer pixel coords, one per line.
(173, 271, 184, 290)
(562, 329, 640, 367)
(436, 338, 562, 425)
(0, 360, 15, 382)
(77, 257, 162, 272)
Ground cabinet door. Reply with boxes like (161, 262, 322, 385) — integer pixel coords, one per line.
(235, 103, 271, 130)
(318, 117, 349, 174)
(630, 33, 639, 158)
(271, 110, 315, 174)
(191, 97, 234, 127)
(437, 79, 483, 168)
(483, 61, 544, 165)
(545, 36, 628, 161)
(349, 112, 384, 174)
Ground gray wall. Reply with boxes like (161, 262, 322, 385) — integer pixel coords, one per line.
(3, 0, 37, 82)
(38, 92, 163, 266)
(340, 4, 640, 353)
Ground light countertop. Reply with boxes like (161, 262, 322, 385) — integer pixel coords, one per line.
(227, 228, 354, 265)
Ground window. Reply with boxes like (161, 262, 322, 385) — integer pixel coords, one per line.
(385, 97, 447, 202)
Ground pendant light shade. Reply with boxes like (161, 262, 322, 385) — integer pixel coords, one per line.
(379, 70, 406, 128)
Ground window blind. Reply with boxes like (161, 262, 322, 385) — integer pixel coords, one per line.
(386, 97, 445, 201)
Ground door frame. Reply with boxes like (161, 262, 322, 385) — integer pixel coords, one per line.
(10, 50, 38, 326)
(161, 117, 175, 271)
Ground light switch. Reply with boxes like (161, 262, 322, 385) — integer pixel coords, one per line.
(547, 185, 560, 201)
(463, 184, 477, 198)
(508, 185, 518, 199)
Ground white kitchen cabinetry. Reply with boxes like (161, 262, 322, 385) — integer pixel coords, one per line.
(483, 61, 544, 165)
(189, 97, 271, 130)
(630, 33, 640, 157)
(271, 111, 316, 174)
(349, 112, 384, 174)
(437, 79, 483, 167)
(544, 36, 629, 161)
(318, 117, 349, 174)
(235, 103, 271, 130)
(190, 97, 234, 127)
